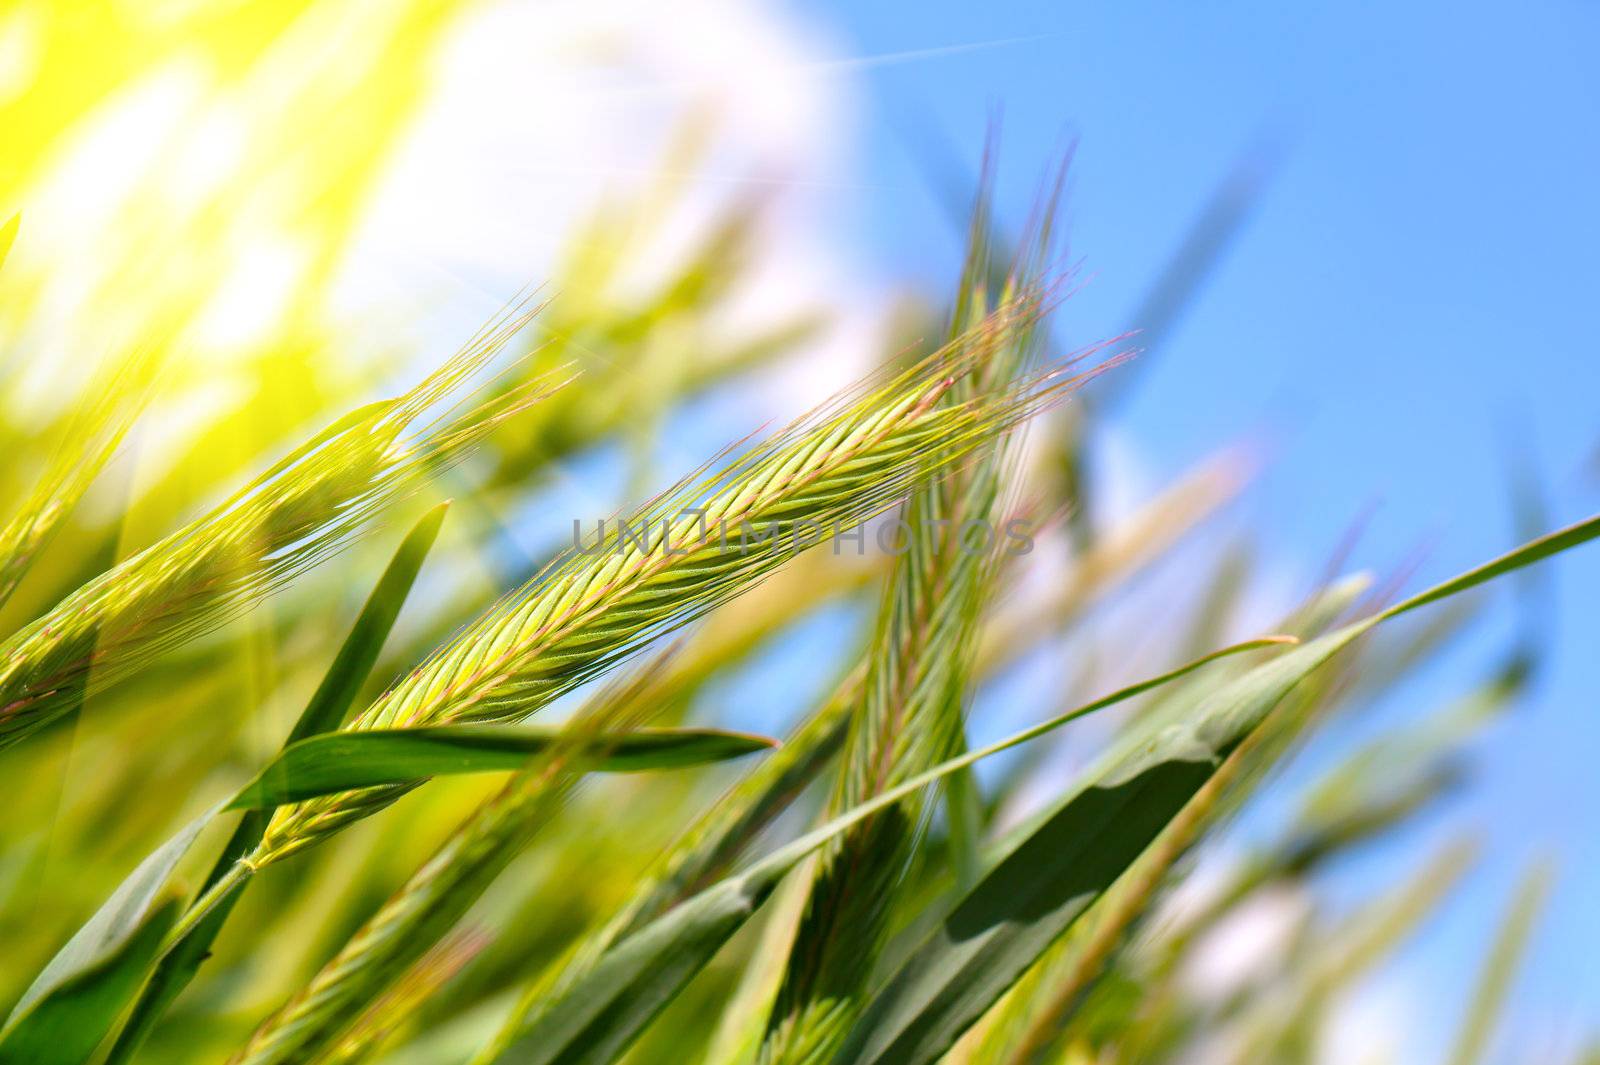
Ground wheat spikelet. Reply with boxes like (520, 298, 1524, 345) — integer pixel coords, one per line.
(755, 191, 1053, 1063)
(316, 928, 490, 1065)
(0, 303, 555, 751)
(231, 283, 1101, 1065)
(247, 287, 1108, 869)
(0, 345, 160, 611)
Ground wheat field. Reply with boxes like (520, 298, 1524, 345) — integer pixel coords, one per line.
(0, 4, 1594, 1064)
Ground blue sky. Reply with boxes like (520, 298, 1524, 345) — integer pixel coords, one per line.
(798, 0, 1599, 1053)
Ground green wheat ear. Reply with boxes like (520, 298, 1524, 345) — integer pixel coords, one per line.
(244, 285, 1111, 872)
(0, 301, 559, 753)
(0, 345, 159, 614)
(758, 167, 1055, 1065)
(228, 287, 1100, 1065)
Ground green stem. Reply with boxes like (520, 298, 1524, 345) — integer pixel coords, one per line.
(159, 860, 255, 960)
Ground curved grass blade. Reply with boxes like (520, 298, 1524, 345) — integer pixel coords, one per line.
(830, 513, 1600, 1065)
(103, 503, 452, 1064)
(974, 677, 1339, 1062)
(226, 725, 778, 809)
(0, 899, 180, 1065)
(1119, 654, 1519, 1019)
(1446, 861, 1551, 1065)
(966, 583, 1520, 1062)
(981, 723, 1288, 1065)
(487, 637, 1292, 1065)
(290, 502, 453, 741)
(0, 806, 214, 1063)
(481, 673, 858, 1064)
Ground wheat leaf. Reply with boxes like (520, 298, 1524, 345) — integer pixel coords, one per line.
(102, 503, 453, 1064)
(0, 804, 214, 1063)
(226, 725, 778, 809)
(1446, 862, 1552, 1065)
(293, 502, 454, 740)
(486, 637, 1290, 1065)
(829, 513, 1600, 1065)
(0, 899, 180, 1065)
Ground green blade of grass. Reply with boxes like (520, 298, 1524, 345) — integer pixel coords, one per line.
(0, 899, 179, 1065)
(101, 503, 452, 1064)
(226, 725, 780, 810)
(970, 601, 1487, 1063)
(830, 513, 1600, 1065)
(1446, 862, 1552, 1065)
(0, 806, 207, 1062)
(487, 636, 1292, 1065)
(292, 502, 453, 741)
